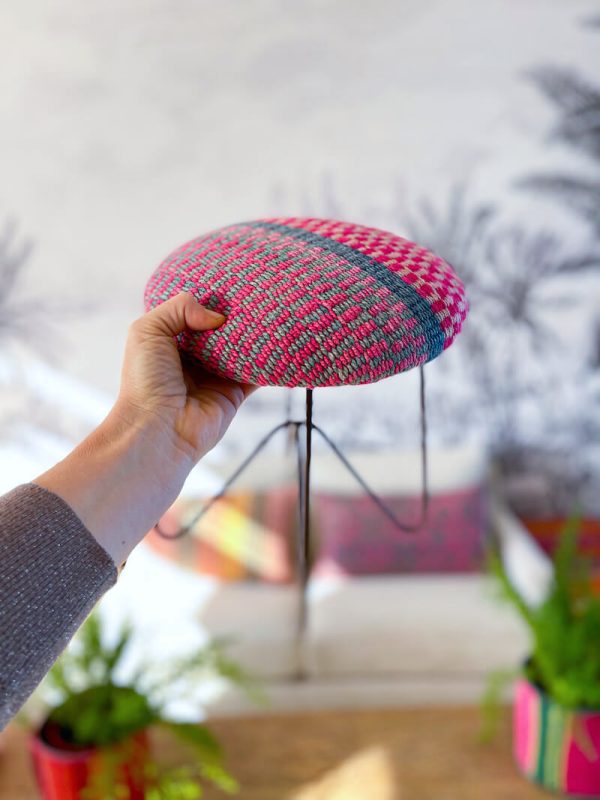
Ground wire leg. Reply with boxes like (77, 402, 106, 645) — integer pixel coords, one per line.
(154, 420, 294, 540)
(155, 368, 428, 541)
(419, 365, 429, 518)
(293, 389, 313, 679)
(304, 389, 313, 604)
(311, 366, 429, 532)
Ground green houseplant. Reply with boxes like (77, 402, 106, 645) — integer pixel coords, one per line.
(486, 518, 600, 796)
(25, 610, 260, 800)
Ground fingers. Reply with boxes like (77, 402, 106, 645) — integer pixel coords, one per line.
(181, 353, 259, 401)
(138, 292, 225, 337)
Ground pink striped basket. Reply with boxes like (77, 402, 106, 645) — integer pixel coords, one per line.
(514, 677, 600, 796)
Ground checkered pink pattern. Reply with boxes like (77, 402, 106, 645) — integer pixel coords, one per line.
(278, 217, 467, 348)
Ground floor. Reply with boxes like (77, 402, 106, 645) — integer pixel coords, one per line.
(0, 706, 548, 799)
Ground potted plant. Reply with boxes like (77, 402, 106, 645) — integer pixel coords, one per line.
(487, 517, 600, 797)
(22, 610, 259, 800)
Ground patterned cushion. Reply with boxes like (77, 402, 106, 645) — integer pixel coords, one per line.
(310, 446, 489, 576)
(144, 217, 468, 387)
(147, 486, 297, 583)
(312, 487, 488, 576)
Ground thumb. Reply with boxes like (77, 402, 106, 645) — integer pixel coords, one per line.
(141, 292, 226, 337)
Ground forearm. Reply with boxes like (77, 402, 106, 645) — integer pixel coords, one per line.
(33, 403, 195, 567)
(0, 293, 244, 729)
(0, 483, 117, 728)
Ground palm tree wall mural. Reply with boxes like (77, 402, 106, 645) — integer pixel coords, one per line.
(393, 17, 600, 518)
(0, 219, 35, 347)
(268, 16, 600, 518)
(518, 18, 600, 238)
(400, 183, 599, 517)
(510, 15, 600, 516)
(0, 216, 93, 447)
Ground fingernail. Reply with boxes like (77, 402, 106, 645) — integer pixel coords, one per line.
(207, 309, 226, 321)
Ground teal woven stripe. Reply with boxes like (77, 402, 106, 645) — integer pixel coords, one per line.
(248, 220, 446, 360)
(535, 694, 549, 784)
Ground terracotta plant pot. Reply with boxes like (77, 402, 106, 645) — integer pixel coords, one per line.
(29, 720, 149, 800)
(514, 676, 600, 796)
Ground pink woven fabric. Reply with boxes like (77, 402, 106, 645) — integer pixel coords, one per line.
(144, 217, 468, 388)
(313, 486, 487, 576)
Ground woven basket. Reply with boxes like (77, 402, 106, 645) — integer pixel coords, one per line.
(144, 217, 468, 387)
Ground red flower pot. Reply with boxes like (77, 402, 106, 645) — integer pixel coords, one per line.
(29, 721, 150, 800)
(514, 677, 600, 797)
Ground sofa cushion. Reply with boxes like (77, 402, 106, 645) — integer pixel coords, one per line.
(311, 444, 489, 576)
(305, 574, 528, 676)
(148, 451, 298, 583)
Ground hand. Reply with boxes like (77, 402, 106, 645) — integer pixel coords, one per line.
(115, 291, 257, 466)
(34, 291, 258, 566)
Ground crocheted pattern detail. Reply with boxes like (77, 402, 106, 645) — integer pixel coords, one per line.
(144, 217, 468, 388)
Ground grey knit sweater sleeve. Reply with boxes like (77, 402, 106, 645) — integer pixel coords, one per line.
(0, 482, 117, 729)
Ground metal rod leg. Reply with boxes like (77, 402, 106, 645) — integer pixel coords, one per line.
(301, 389, 313, 632)
(294, 388, 313, 679)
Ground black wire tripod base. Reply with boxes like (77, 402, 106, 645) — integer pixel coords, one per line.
(154, 368, 429, 680)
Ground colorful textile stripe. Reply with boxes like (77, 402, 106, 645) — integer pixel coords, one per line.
(143, 217, 468, 387)
(147, 487, 297, 583)
(514, 677, 600, 796)
(312, 486, 487, 576)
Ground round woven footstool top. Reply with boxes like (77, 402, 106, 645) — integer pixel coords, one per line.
(144, 217, 468, 388)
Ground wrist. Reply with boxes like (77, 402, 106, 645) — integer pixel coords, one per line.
(33, 402, 195, 567)
(110, 398, 208, 468)
(108, 399, 196, 465)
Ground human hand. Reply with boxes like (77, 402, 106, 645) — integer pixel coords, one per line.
(115, 291, 257, 466)
(33, 291, 256, 567)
